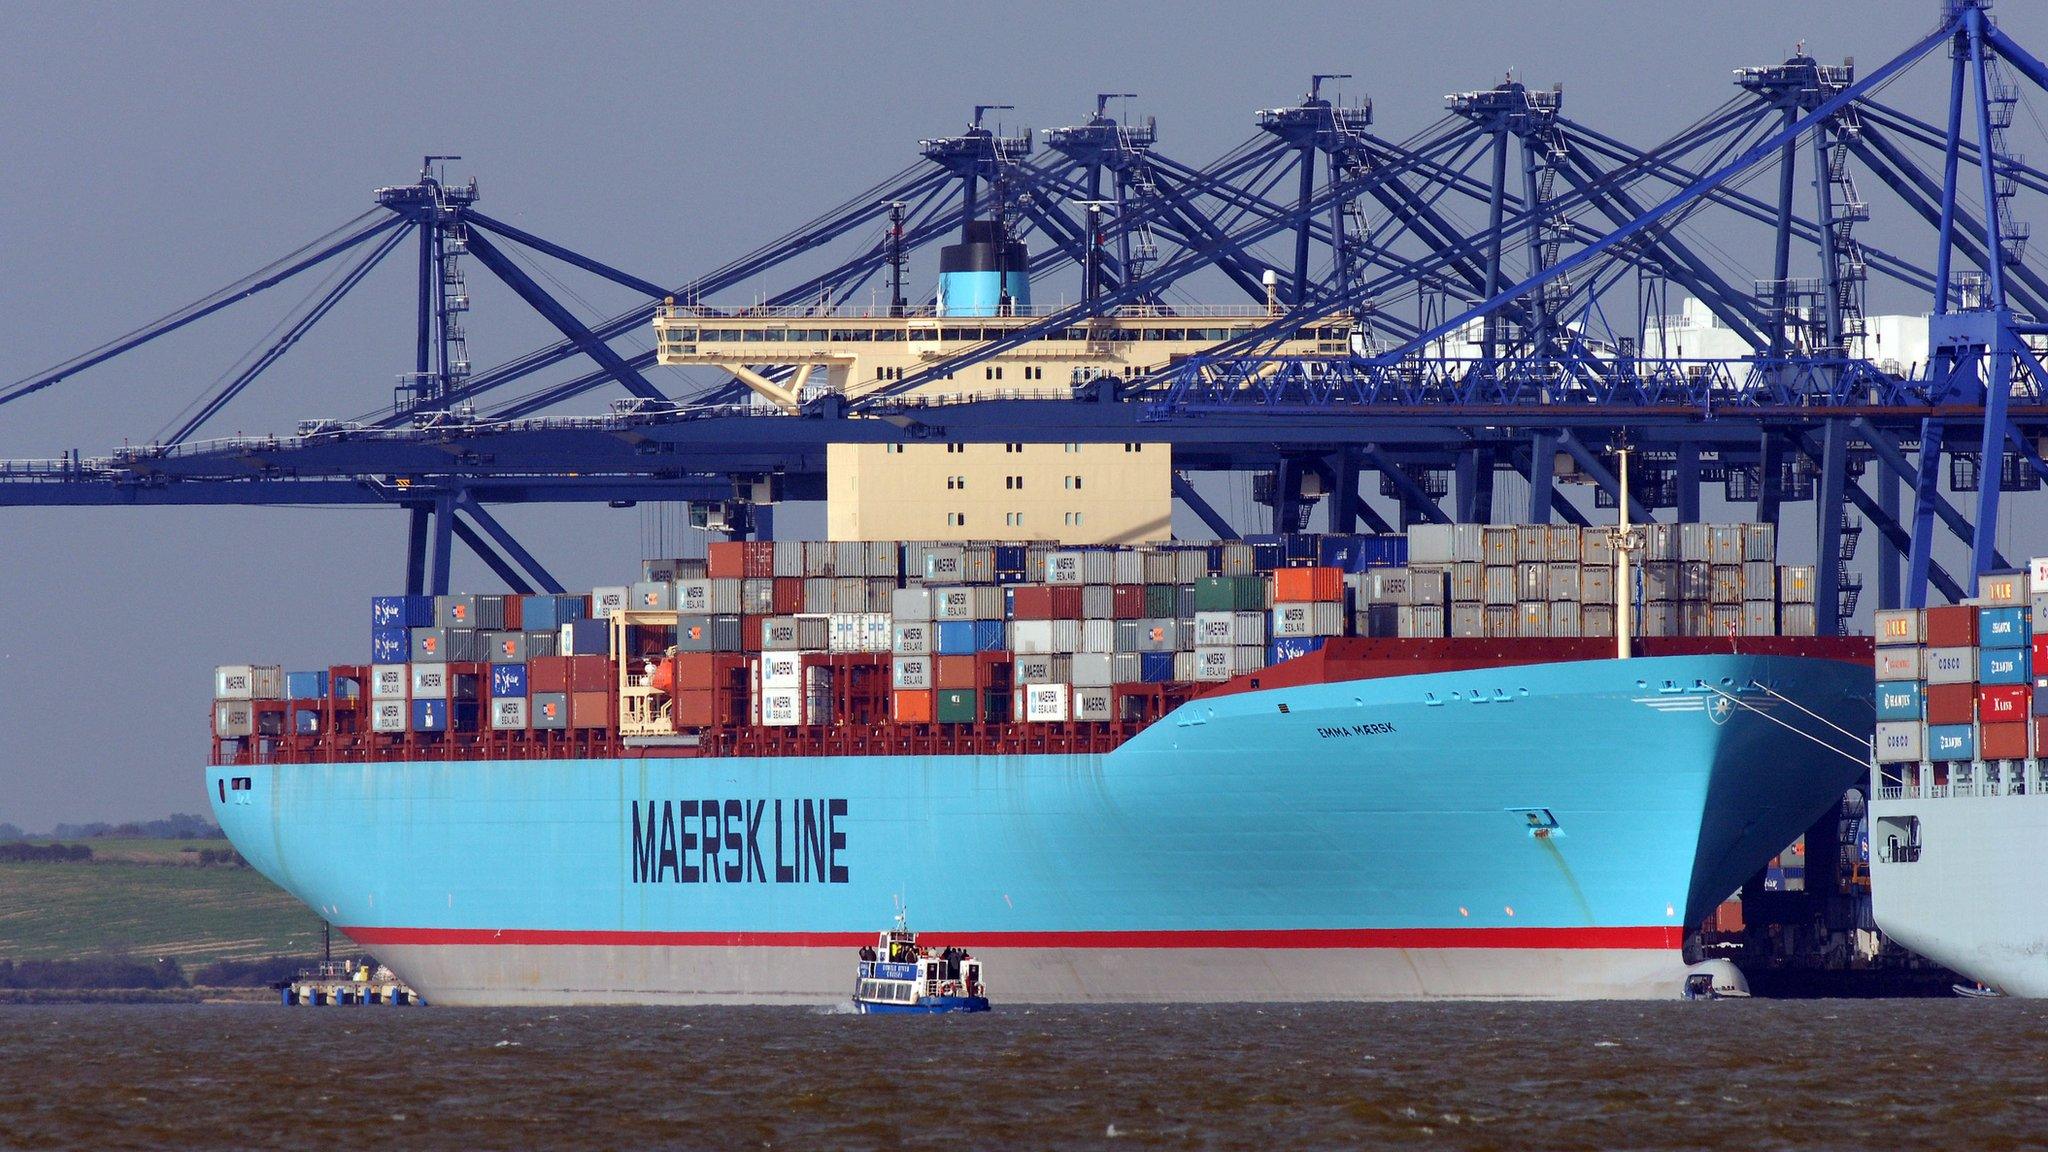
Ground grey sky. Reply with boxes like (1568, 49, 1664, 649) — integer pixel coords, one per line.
(1, 0, 2038, 828)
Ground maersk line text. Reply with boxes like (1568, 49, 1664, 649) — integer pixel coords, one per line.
(630, 799, 849, 884)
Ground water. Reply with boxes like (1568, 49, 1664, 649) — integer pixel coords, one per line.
(3, 1001, 2045, 1150)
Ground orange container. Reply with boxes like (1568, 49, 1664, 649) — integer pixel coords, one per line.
(891, 689, 934, 724)
(1981, 721, 2030, 760)
(673, 690, 718, 727)
(935, 655, 979, 690)
(569, 691, 612, 730)
(1273, 566, 1344, 603)
(1714, 899, 1745, 934)
(707, 540, 748, 579)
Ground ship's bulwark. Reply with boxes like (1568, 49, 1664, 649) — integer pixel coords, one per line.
(207, 654, 1873, 1004)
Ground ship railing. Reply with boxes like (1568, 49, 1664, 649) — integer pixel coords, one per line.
(654, 301, 1282, 321)
(1877, 785, 1904, 800)
(1928, 784, 1949, 798)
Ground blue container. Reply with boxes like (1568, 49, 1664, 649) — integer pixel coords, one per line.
(372, 594, 435, 629)
(561, 618, 609, 656)
(521, 594, 587, 632)
(995, 569, 1027, 585)
(1927, 723, 1976, 761)
(449, 701, 480, 731)
(937, 620, 1005, 655)
(285, 671, 328, 701)
(1351, 535, 1409, 570)
(2033, 686, 2048, 717)
(1874, 681, 1924, 721)
(1140, 652, 1177, 683)
(1979, 606, 2029, 649)
(1268, 636, 1328, 664)
(370, 627, 409, 664)
(411, 699, 447, 733)
(293, 709, 321, 735)
(1979, 647, 2029, 686)
(1318, 535, 1366, 569)
(491, 663, 528, 699)
(994, 545, 1026, 573)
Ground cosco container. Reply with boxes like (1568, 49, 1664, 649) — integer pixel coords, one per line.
(483, 631, 529, 663)
(411, 628, 481, 664)
(1923, 647, 1973, 685)
(1873, 721, 1924, 764)
(1875, 681, 1924, 721)
(213, 665, 282, 701)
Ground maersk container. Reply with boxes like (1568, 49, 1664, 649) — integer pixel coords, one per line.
(1581, 605, 1615, 638)
(490, 664, 527, 699)
(1580, 565, 1613, 605)
(530, 692, 568, 730)
(285, 671, 328, 701)
(590, 586, 628, 620)
(1073, 686, 1113, 722)
(372, 594, 435, 629)
(369, 699, 408, 733)
(1192, 647, 1238, 682)
(1548, 563, 1582, 603)
(891, 620, 932, 655)
(1449, 603, 1485, 638)
(213, 701, 254, 738)
(1399, 605, 1446, 638)
(214, 665, 282, 701)
(919, 546, 966, 583)
(1873, 721, 1924, 764)
(1013, 654, 1069, 685)
(1022, 683, 1070, 722)
(370, 664, 408, 700)
(757, 652, 803, 689)
(1876, 681, 1924, 721)
(1409, 567, 1449, 608)
(491, 698, 528, 730)
(1271, 602, 1344, 638)
(1448, 562, 1483, 604)
(1927, 723, 1976, 762)
(1979, 606, 2029, 649)
(1979, 647, 2028, 686)
(891, 656, 932, 691)
(1547, 602, 1580, 637)
(410, 664, 450, 700)
(758, 687, 802, 727)
(761, 616, 829, 652)
(1364, 568, 1411, 605)
(678, 580, 734, 615)
(933, 585, 1002, 621)
(371, 627, 409, 664)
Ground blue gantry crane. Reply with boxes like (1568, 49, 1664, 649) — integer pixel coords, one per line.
(3, 0, 2045, 635)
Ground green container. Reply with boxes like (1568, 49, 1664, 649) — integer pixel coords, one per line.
(1143, 584, 1178, 617)
(936, 688, 978, 724)
(1193, 575, 1267, 612)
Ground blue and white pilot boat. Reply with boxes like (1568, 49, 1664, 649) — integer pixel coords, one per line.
(853, 914, 990, 1015)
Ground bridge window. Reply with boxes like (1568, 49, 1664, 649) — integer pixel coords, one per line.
(1064, 475, 1083, 490)
(1064, 443, 1081, 453)
(1006, 512, 1023, 527)
(946, 443, 964, 454)
(1005, 476, 1023, 490)
(886, 444, 903, 454)
(947, 475, 966, 490)
(947, 512, 966, 527)
(1005, 443, 1023, 453)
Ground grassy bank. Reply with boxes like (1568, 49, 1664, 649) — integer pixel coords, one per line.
(0, 845, 328, 967)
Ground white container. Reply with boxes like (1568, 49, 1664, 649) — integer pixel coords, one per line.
(1023, 683, 1070, 722)
(892, 621, 933, 657)
(490, 698, 528, 730)
(1272, 602, 1344, 637)
(1193, 646, 1235, 682)
(1873, 609, 1923, 648)
(1079, 619, 1116, 653)
(758, 652, 803, 689)
(369, 699, 408, 733)
(1923, 647, 1973, 685)
(410, 664, 450, 699)
(213, 701, 254, 738)
(370, 664, 408, 701)
(1193, 612, 1236, 646)
(932, 585, 1002, 621)
(591, 586, 628, 619)
(758, 687, 802, 727)
(1010, 619, 1056, 655)
(2031, 557, 2048, 589)
(1044, 551, 1086, 585)
(1365, 568, 1411, 605)
(891, 587, 934, 621)
(892, 656, 932, 690)
(213, 664, 282, 701)
(1073, 686, 1113, 722)
(1407, 524, 1454, 564)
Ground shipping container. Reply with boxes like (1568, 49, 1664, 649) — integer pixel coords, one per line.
(490, 698, 528, 730)
(1979, 606, 2029, 649)
(368, 699, 407, 733)
(758, 652, 803, 689)
(1979, 647, 2028, 686)
(213, 701, 254, 738)
(1409, 566, 1449, 608)
(1925, 605, 1979, 648)
(891, 689, 934, 725)
(284, 671, 328, 701)
(1875, 681, 1924, 721)
(1978, 570, 2027, 607)
(530, 693, 569, 730)
(369, 664, 408, 700)
(1273, 567, 1344, 602)
(1927, 723, 1975, 761)
(1271, 601, 1345, 638)
(490, 663, 528, 699)
(1981, 721, 2029, 760)
(214, 664, 283, 701)
(937, 620, 1006, 655)
(1874, 609, 1924, 647)
(1873, 721, 1925, 764)
(934, 688, 978, 724)
(1923, 647, 1974, 685)
(1924, 682, 1975, 725)
(1981, 684, 2032, 723)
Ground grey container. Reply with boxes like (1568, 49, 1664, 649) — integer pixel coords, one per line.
(1780, 603, 1818, 636)
(1778, 565, 1817, 604)
(412, 627, 482, 663)
(1547, 563, 1581, 603)
(802, 540, 837, 578)
(1407, 524, 1454, 565)
(1081, 619, 1116, 653)
(1071, 652, 1115, 688)
(1678, 522, 1711, 563)
(1516, 562, 1549, 601)
(1742, 561, 1776, 602)
(1483, 525, 1517, 567)
(1682, 603, 1714, 636)
(1545, 526, 1581, 563)
(1581, 565, 1614, 605)
(740, 579, 775, 614)
(1482, 566, 1517, 607)
(1873, 608, 1924, 647)
(773, 540, 804, 578)
(1643, 523, 1679, 562)
(834, 540, 868, 578)
(1131, 619, 1179, 653)
(1679, 561, 1712, 602)
(1081, 585, 1115, 619)
(892, 656, 932, 690)
(1978, 570, 2027, 606)
(762, 615, 829, 651)
(833, 578, 868, 614)
(1409, 566, 1449, 607)
(1400, 605, 1447, 638)
(484, 631, 529, 663)
(866, 579, 897, 613)
(1140, 550, 1177, 585)
(1449, 562, 1484, 604)
(1709, 565, 1745, 606)
(1923, 646, 1973, 685)
(1112, 550, 1143, 585)
(1175, 585, 1198, 620)
(868, 541, 898, 580)
(1640, 603, 1678, 637)
(1450, 603, 1485, 638)
(1873, 721, 1925, 764)
(629, 581, 675, 612)
(1073, 687, 1114, 722)
(892, 587, 934, 621)
(436, 593, 505, 631)
(1709, 604, 1743, 636)
(1516, 602, 1547, 637)
(1581, 605, 1615, 638)
(1451, 523, 1484, 563)
(1742, 523, 1777, 562)
(1547, 602, 1580, 637)
(1709, 525, 1744, 566)
(531, 692, 569, 730)
(1516, 526, 1547, 563)
(1173, 549, 1209, 583)
(1742, 601, 1776, 636)
(675, 615, 716, 653)
(802, 578, 834, 611)
(1580, 529, 1614, 567)
(1484, 605, 1518, 639)
(2031, 594, 2048, 633)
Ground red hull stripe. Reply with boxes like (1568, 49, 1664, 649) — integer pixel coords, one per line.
(341, 925, 1683, 950)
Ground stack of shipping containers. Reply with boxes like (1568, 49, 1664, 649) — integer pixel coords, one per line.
(1872, 567, 2041, 790)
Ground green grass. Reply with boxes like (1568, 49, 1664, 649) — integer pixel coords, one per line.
(0, 849, 327, 966)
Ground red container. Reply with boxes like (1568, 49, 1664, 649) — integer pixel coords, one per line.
(569, 691, 613, 730)
(743, 541, 776, 579)
(528, 655, 570, 694)
(1925, 682, 1976, 725)
(707, 541, 748, 579)
(501, 596, 523, 631)
(1924, 605, 1979, 648)
(674, 690, 724, 728)
(773, 577, 804, 614)
(935, 655, 978, 690)
(672, 653, 719, 691)
(1273, 566, 1344, 603)
(1011, 586, 1054, 620)
(1981, 721, 2029, 760)
(740, 614, 763, 653)
(1112, 584, 1145, 619)
(569, 655, 612, 692)
(892, 689, 934, 724)
(2036, 717, 2048, 756)
(1980, 684, 2031, 723)
(2034, 636, 2048, 682)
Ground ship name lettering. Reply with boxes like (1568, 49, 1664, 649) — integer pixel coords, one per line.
(631, 799, 847, 885)
(1315, 722, 1396, 739)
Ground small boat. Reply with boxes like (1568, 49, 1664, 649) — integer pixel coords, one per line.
(1681, 959, 1752, 1000)
(1953, 982, 2005, 999)
(852, 912, 989, 1015)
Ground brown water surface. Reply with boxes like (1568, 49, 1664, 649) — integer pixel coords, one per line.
(2, 1000, 2043, 1150)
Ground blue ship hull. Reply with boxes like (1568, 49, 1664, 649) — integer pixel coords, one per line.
(855, 996, 991, 1015)
(207, 654, 1873, 1003)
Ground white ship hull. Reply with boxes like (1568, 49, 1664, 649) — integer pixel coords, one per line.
(1869, 783, 2048, 997)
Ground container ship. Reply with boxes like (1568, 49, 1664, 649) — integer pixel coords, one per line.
(206, 522, 1875, 1004)
(1869, 567, 2048, 997)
